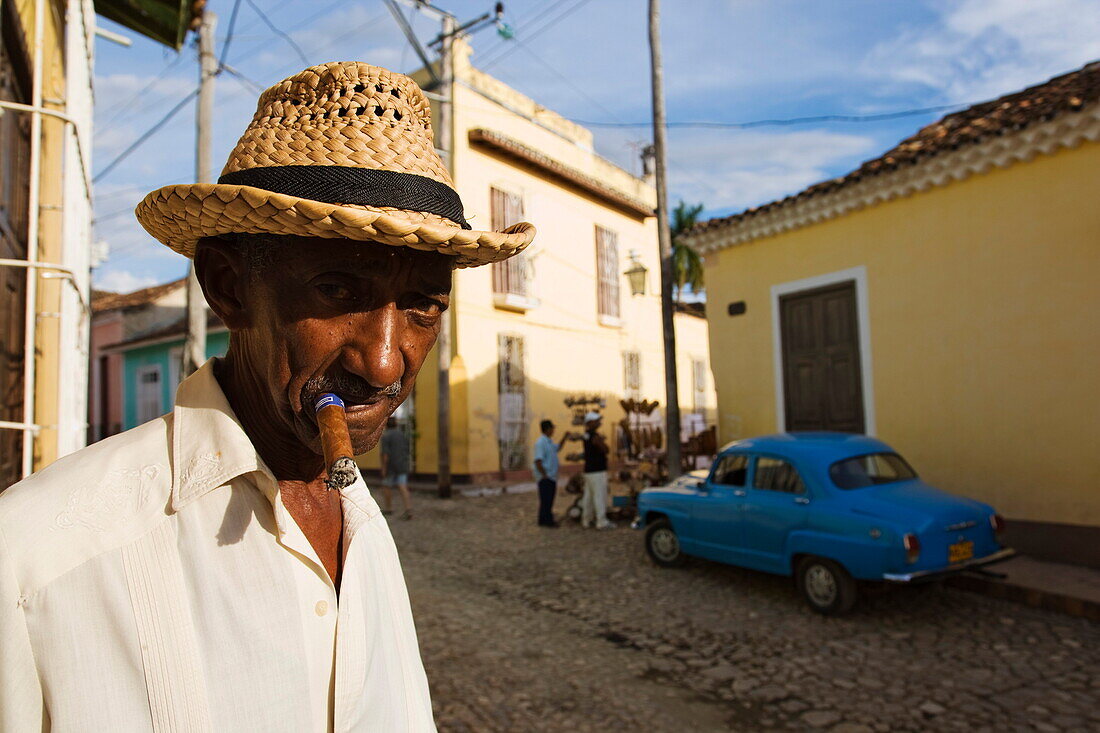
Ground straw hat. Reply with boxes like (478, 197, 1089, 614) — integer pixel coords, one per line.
(135, 61, 535, 267)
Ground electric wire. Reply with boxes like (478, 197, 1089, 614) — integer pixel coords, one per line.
(480, 0, 596, 70)
(221, 63, 265, 94)
(510, 40, 626, 124)
(569, 103, 972, 129)
(97, 52, 187, 134)
(472, 0, 564, 63)
(242, 0, 309, 67)
(93, 89, 199, 183)
(218, 0, 245, 66)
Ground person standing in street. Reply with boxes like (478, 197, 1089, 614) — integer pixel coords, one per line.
(533, 419, 567, 527)
(380, 417, 414, 520)
(580, 411, 613, 529)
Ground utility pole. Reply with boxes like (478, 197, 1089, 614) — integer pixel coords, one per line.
(648, 0, 682, 478)
(182, 9, 216, 378)
(397, 1, 505, 498)
(436, 11, 456, 499)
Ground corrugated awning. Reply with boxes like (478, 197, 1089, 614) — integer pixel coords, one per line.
(94, 0, 192, 50)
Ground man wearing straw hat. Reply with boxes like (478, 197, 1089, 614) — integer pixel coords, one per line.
(0, 63, 533, 731)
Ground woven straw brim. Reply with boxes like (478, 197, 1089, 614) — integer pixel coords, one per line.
(135, 182, 535, 267)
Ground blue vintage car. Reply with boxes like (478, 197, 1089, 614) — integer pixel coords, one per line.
(634, 433, 1014, 614)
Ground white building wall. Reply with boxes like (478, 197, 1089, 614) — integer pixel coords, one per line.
(55, 0, 94, 456)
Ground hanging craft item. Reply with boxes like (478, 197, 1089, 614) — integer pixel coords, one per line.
(564, 394, 606, 426)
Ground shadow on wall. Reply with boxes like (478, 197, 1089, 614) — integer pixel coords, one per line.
(359, 360, 718, 484)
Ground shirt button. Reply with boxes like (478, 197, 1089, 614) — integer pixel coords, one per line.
(315, 600, 329, 617)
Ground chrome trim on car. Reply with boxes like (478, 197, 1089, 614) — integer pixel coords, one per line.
(882, 548, 1015, 582)
(944, 520, 977, 531)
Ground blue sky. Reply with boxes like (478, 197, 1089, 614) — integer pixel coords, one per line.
(90, 0, 1100, 293)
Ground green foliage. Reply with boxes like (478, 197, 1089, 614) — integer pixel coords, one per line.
(670, 201, 705, 301)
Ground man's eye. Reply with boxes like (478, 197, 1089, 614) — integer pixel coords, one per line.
(411, 298, 445, 316)
(317, 283, 354, 300)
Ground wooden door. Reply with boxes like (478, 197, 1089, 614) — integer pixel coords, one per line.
(779, 282, 865, 433)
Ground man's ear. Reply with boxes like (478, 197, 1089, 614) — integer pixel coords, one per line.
(193, 238, 251, 331)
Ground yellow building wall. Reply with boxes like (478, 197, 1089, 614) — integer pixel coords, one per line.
(704, 141, 1100, 527)
(365, 49, 717, 479)
(14, 0, 69, 469)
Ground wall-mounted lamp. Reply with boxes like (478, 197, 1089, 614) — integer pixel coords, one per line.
(623, 250, 648, 297)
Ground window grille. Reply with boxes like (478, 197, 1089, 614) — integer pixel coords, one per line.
(692, 358, 707, 412)
(490, 187, 527, 296)
(497, 334, 528, 471)
(622, 351, 641, 399)
(136, 366, 163, 425)
(595, 226, 620, 318)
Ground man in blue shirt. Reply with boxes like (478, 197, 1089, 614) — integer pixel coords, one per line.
(532, 419, 567, 527)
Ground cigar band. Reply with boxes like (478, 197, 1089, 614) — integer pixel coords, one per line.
(314, 393, 345, 412)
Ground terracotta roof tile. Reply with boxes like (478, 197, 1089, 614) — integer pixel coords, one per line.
(690, 60, 1100, 236)
(91, 278, 186, 313)
(468, 128, 655, 219)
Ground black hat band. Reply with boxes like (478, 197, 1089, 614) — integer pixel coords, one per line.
(218, 165, 470, 229)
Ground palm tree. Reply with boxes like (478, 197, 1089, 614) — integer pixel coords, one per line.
(670, 200, 705, 302)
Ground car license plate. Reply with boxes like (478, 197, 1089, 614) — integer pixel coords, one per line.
(948, 540, 974, 564)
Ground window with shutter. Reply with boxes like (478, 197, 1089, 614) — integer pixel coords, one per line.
(497, 334, 528, 471)
(622, 351, 641, 399)
(692, 358, 707, 412)
(136, 365, 164, 425)
(490, 187, 528, 296)
(595, 226, 620, 319)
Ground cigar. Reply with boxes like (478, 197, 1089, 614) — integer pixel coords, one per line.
(314, 393, 358, 491)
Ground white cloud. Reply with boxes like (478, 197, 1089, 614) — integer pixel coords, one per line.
(94, 268, 161, 293)
(667, 129, 878, 213)
(863, 0, 1100, 103)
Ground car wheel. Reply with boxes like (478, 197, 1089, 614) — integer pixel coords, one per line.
(796, 556, 857, 615)
(645, 519, 685, 567)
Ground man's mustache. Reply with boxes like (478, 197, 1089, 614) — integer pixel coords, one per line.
(303, 374, 402, 406)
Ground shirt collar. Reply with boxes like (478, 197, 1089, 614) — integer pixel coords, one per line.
(171, 359, 275, 512)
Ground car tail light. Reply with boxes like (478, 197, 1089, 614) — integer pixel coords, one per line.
(903, 533, 921, 564)
(990, 514, 1006, 538)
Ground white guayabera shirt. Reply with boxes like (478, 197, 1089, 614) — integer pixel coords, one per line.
(0, 360, 435, 732)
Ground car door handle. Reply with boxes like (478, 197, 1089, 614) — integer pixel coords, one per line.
(733, 489, 747, 497)
(794, 497, 810, 505)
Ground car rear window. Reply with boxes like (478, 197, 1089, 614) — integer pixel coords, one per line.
(829, 453, 917, 489)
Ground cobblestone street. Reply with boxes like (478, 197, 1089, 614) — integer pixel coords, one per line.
(390, 491, 1100, 732)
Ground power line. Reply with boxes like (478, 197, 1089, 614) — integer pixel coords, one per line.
(509, 40, 625, 124)
(219, 0, 245, 66)
(220, 63, 265, 94)
(97, 52, 187, 133)
(480, 0, 595, 70)
(243, 0, 309, 67)
(472, 0, 562, 63)
(93, 89, 199, 183)
(567, 103, 972, 129)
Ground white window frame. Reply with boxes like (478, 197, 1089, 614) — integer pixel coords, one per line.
(168, 346, 182, 391)
(769, 266, 875, 435)
(135, 363, 164, 425)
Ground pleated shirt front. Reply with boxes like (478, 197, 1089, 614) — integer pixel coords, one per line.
(0, 361, 435, 732)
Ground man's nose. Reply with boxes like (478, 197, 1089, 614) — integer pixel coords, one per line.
(339, 304, 405, 388)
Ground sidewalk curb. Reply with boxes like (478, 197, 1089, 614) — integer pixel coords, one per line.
(946, 574, 1100, 622)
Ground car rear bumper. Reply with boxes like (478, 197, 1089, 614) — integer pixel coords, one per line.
(882, 547, 1016, 583)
